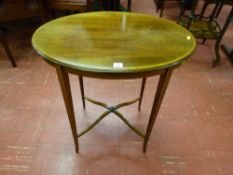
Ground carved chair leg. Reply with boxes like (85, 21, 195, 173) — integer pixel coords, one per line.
(1, 34, 17, 67)
(160, 0, 165, 17)
(213, 39, 221, 67)
(154, 0, 162, 14)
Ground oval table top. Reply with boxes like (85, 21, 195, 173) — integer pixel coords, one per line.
(32, 12, 196, 74)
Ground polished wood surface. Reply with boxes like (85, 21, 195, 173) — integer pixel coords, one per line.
(56, 65, 79, 153)
(32, 12, 196, 76)
(32, 12, 196, 153)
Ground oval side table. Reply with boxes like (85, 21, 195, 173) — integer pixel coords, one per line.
(32, 12, 196, 153)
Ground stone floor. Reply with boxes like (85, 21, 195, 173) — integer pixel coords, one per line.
(0, 0, 233, 174)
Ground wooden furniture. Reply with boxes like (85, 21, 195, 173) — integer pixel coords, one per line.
(178, 0, 233, 67)
(0, 28, 16, 67)
(44, 0, 91, 14)
(0, 0, 45, 22)
(219, 1, 233, 67)
(43, 0, 131, 19)
(32, 12, 196, 153)
(154, 0, 195, 17)
(221, 45, 233, 66)
(154, 0, 180, 17)
(94, 0, 131, 11)
(0, 0, 45, 67)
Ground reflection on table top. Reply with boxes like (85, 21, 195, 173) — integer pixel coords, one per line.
(32, 12, 196, 73)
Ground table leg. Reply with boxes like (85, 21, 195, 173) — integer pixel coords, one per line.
(56, 66, 79, 153)
(79, 76, 86, 109)
(221, 44, 233, 66)
(138, 78, 147, 111)
(143, 68, 173, 153)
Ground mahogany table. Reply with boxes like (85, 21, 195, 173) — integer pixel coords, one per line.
(32, 12, 196, 153)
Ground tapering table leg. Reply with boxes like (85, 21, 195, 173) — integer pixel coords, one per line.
(79, 76, 86, 109)
(138, 78, 147, 111)
(56, 66, 79, 153)
(143, 68, 173, 153)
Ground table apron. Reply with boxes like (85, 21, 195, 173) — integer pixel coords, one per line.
(43, 58, 179, 79)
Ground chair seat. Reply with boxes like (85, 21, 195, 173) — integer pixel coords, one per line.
(178, 16, 221, 39)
